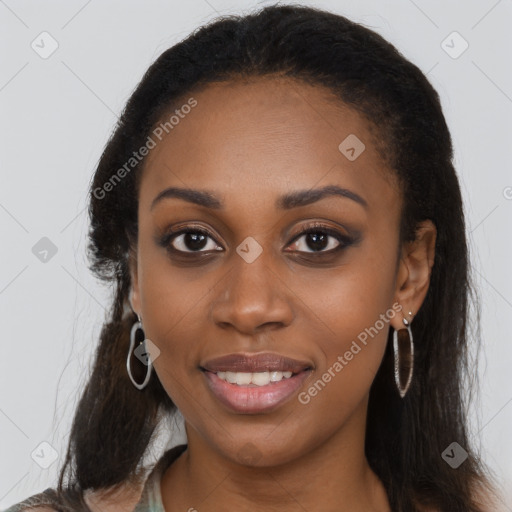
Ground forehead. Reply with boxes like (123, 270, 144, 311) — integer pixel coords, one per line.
(139, 76, 399, 216)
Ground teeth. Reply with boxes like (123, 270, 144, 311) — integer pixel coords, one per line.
(216, 370, 294, 386)
(235, 372, 252, 385)
(252, 371, 271, 386)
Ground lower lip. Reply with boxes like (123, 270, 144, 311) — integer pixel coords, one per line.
(202, 370, 312, 414)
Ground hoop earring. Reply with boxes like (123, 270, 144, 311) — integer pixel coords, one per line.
(393, 314, 414, 398)
(126, 314, 153, 390)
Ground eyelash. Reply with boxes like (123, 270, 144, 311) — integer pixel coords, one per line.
(159, 222, 355, 257)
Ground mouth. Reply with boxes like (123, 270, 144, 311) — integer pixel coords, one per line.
(199, 353, 313, 414)
(200, 352, 312, 374)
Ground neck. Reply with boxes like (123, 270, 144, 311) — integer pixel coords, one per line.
(161, 400, 390, 512)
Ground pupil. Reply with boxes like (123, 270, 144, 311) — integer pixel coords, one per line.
(182, 232, 329, 252)
(307, 233, 327, 251)
(185, 232, 207, 251)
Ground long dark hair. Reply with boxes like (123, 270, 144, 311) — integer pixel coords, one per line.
(54, 4, 497, 511)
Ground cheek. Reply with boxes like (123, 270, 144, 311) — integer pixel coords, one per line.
(293, 291, 393, 439)
(136, 229, 216, 346)
(304, 290, 392, 413)
(300, 239, 398, 407)
(135, 249, 205, 384)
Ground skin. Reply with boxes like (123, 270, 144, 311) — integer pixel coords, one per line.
(129, 76, 436, 512)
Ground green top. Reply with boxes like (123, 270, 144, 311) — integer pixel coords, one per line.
(2, 444, 188, 512)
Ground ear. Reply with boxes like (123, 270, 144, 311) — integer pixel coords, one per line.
(128, 248, 141, 316)
(390, 220, 436, 329)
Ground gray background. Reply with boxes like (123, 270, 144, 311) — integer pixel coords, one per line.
(1, 0, 511, 509)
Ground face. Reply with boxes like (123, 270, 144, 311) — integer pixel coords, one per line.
(130, 76, 415, 467)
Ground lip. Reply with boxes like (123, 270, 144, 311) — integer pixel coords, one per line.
(202, 367, 312, 414)
(200, 352, 312, 374)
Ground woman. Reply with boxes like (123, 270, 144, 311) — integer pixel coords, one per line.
(5, 4, 499, 511)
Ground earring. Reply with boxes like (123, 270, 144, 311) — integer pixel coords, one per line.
(393, 311, 414, 398)
(126, 314, 153, 390)
(402, 311, 413, 327)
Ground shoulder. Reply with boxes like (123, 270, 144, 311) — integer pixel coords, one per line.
(2, 489, 60, 512)
(4, 488, 143, 512)
(83, 484, 143, 512)
(471, 480, 503, 512)
(5, 445, 187, 512)
(413, 487, 499, 512)
(4, 509, 56, 512)
(20, 509, 56, 512)
(2, 484, 142, 512)
(2, 508, 56, 512)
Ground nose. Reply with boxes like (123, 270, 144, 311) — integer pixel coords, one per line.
(210, 251, 294, 335)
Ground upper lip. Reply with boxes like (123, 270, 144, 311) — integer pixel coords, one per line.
(200, 353, 312, 374)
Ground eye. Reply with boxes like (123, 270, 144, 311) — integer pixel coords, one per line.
(286, 224, 352, 254)
(162, 227, 223, 253)
(159, 222, 355, 257)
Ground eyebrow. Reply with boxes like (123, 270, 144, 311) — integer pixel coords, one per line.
(150, 184, 368, 211)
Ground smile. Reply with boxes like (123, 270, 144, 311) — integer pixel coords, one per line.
(201, 368, 312, 414)
(216, 370, 293, 386)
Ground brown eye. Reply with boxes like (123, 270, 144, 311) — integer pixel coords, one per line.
(163, 228, 223, 253)
(289, 231, 341, 252)
(287, 224, 353, 254)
